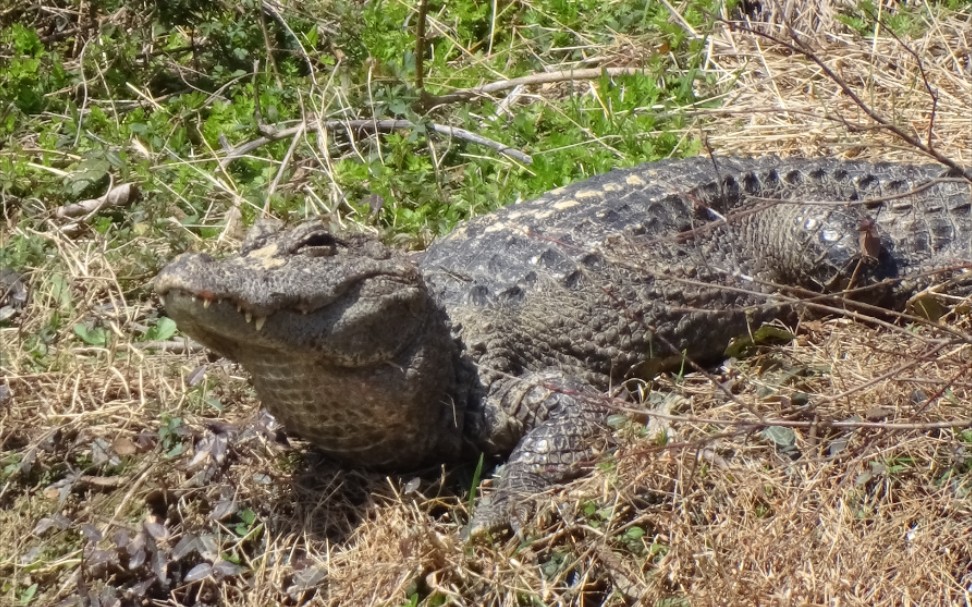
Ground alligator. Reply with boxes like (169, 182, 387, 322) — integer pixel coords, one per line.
(154, 156, 972, 534)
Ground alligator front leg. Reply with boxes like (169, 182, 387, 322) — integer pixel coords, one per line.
(465, 372, 617, 537)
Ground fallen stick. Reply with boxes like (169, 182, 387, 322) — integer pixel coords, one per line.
(54, 183, 140, 219)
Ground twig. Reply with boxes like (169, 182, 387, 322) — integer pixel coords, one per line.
(54, 183, 140, 220)
(251, 60, 278, 139)
(261, 0, 317, 85)
(256, 5, 279, 82)
(814, 340, 952, 406)
(219, 118, 532, 167)
(264, 122, 306, 213)
(871, 11, 940, 151)
(75, 475, 130, 491)
(221, 65, 650, 166)
(130, 339, 208, 354)
(422, 67, 648, 107)
(617, 402, 972, 432)
(326, 119, 532, 165)
(218, 124, 303, 170)
(414, 0, 429, 95)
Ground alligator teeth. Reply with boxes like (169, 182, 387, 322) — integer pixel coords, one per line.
(202, 298, 211, 309)
(245, 311, 253, 324)
(254, 316, 266, 332)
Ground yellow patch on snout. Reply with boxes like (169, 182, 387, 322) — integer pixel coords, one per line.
(625, 174, 646, 186)
(245, 243, 287, 269)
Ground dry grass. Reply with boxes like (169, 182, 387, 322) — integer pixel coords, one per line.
(3, 2, 972, 606)
(701, 2, 972, 162)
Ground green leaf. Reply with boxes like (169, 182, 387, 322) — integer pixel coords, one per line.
(73, 323, 108, 346)
(49, 273, 72, 311)
(761, 426, 796, 450)
(606, 414, 629, 429)
(725, 325, 796, 359)
(234, 508, 258, 536)
(64, 157, 110, 198)
(467, 453, 485, 514)
(909, 293, 947, 322)
(144, 317, 178, 341)
(18, 582, 38, 605)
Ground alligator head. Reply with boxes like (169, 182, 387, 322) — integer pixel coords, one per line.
(154, 220, 465, 468)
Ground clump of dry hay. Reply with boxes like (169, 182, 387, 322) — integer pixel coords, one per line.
(2, 3, 972, 607)
(703, 0, 971, 163)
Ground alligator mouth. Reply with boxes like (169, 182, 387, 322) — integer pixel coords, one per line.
(157, 265, 407, 319)
(162, 287, 286, 333)
(159, 287, 335, 365)
(159, 288, 291, 347)
(152, 242, 420, 318)
(158, 266, 431, 367)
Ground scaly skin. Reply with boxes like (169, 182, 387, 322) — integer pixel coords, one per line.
(155, 156, 972, 534)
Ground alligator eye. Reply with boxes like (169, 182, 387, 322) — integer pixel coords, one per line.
(295, 232, 340, 257)
(302, 232, 336, 248)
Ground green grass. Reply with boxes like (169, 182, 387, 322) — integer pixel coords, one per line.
(0, 0, 727, 262)
(3, 0, 952, 260)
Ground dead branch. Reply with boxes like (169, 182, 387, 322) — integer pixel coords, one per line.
(130, 339, 209, 354)
(219, 118, 532, 168)
(54, 182, 140, 220)
(414, 0, 429, 96)
(328, 119, 532, 164)
(422, 66, 648, 107)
